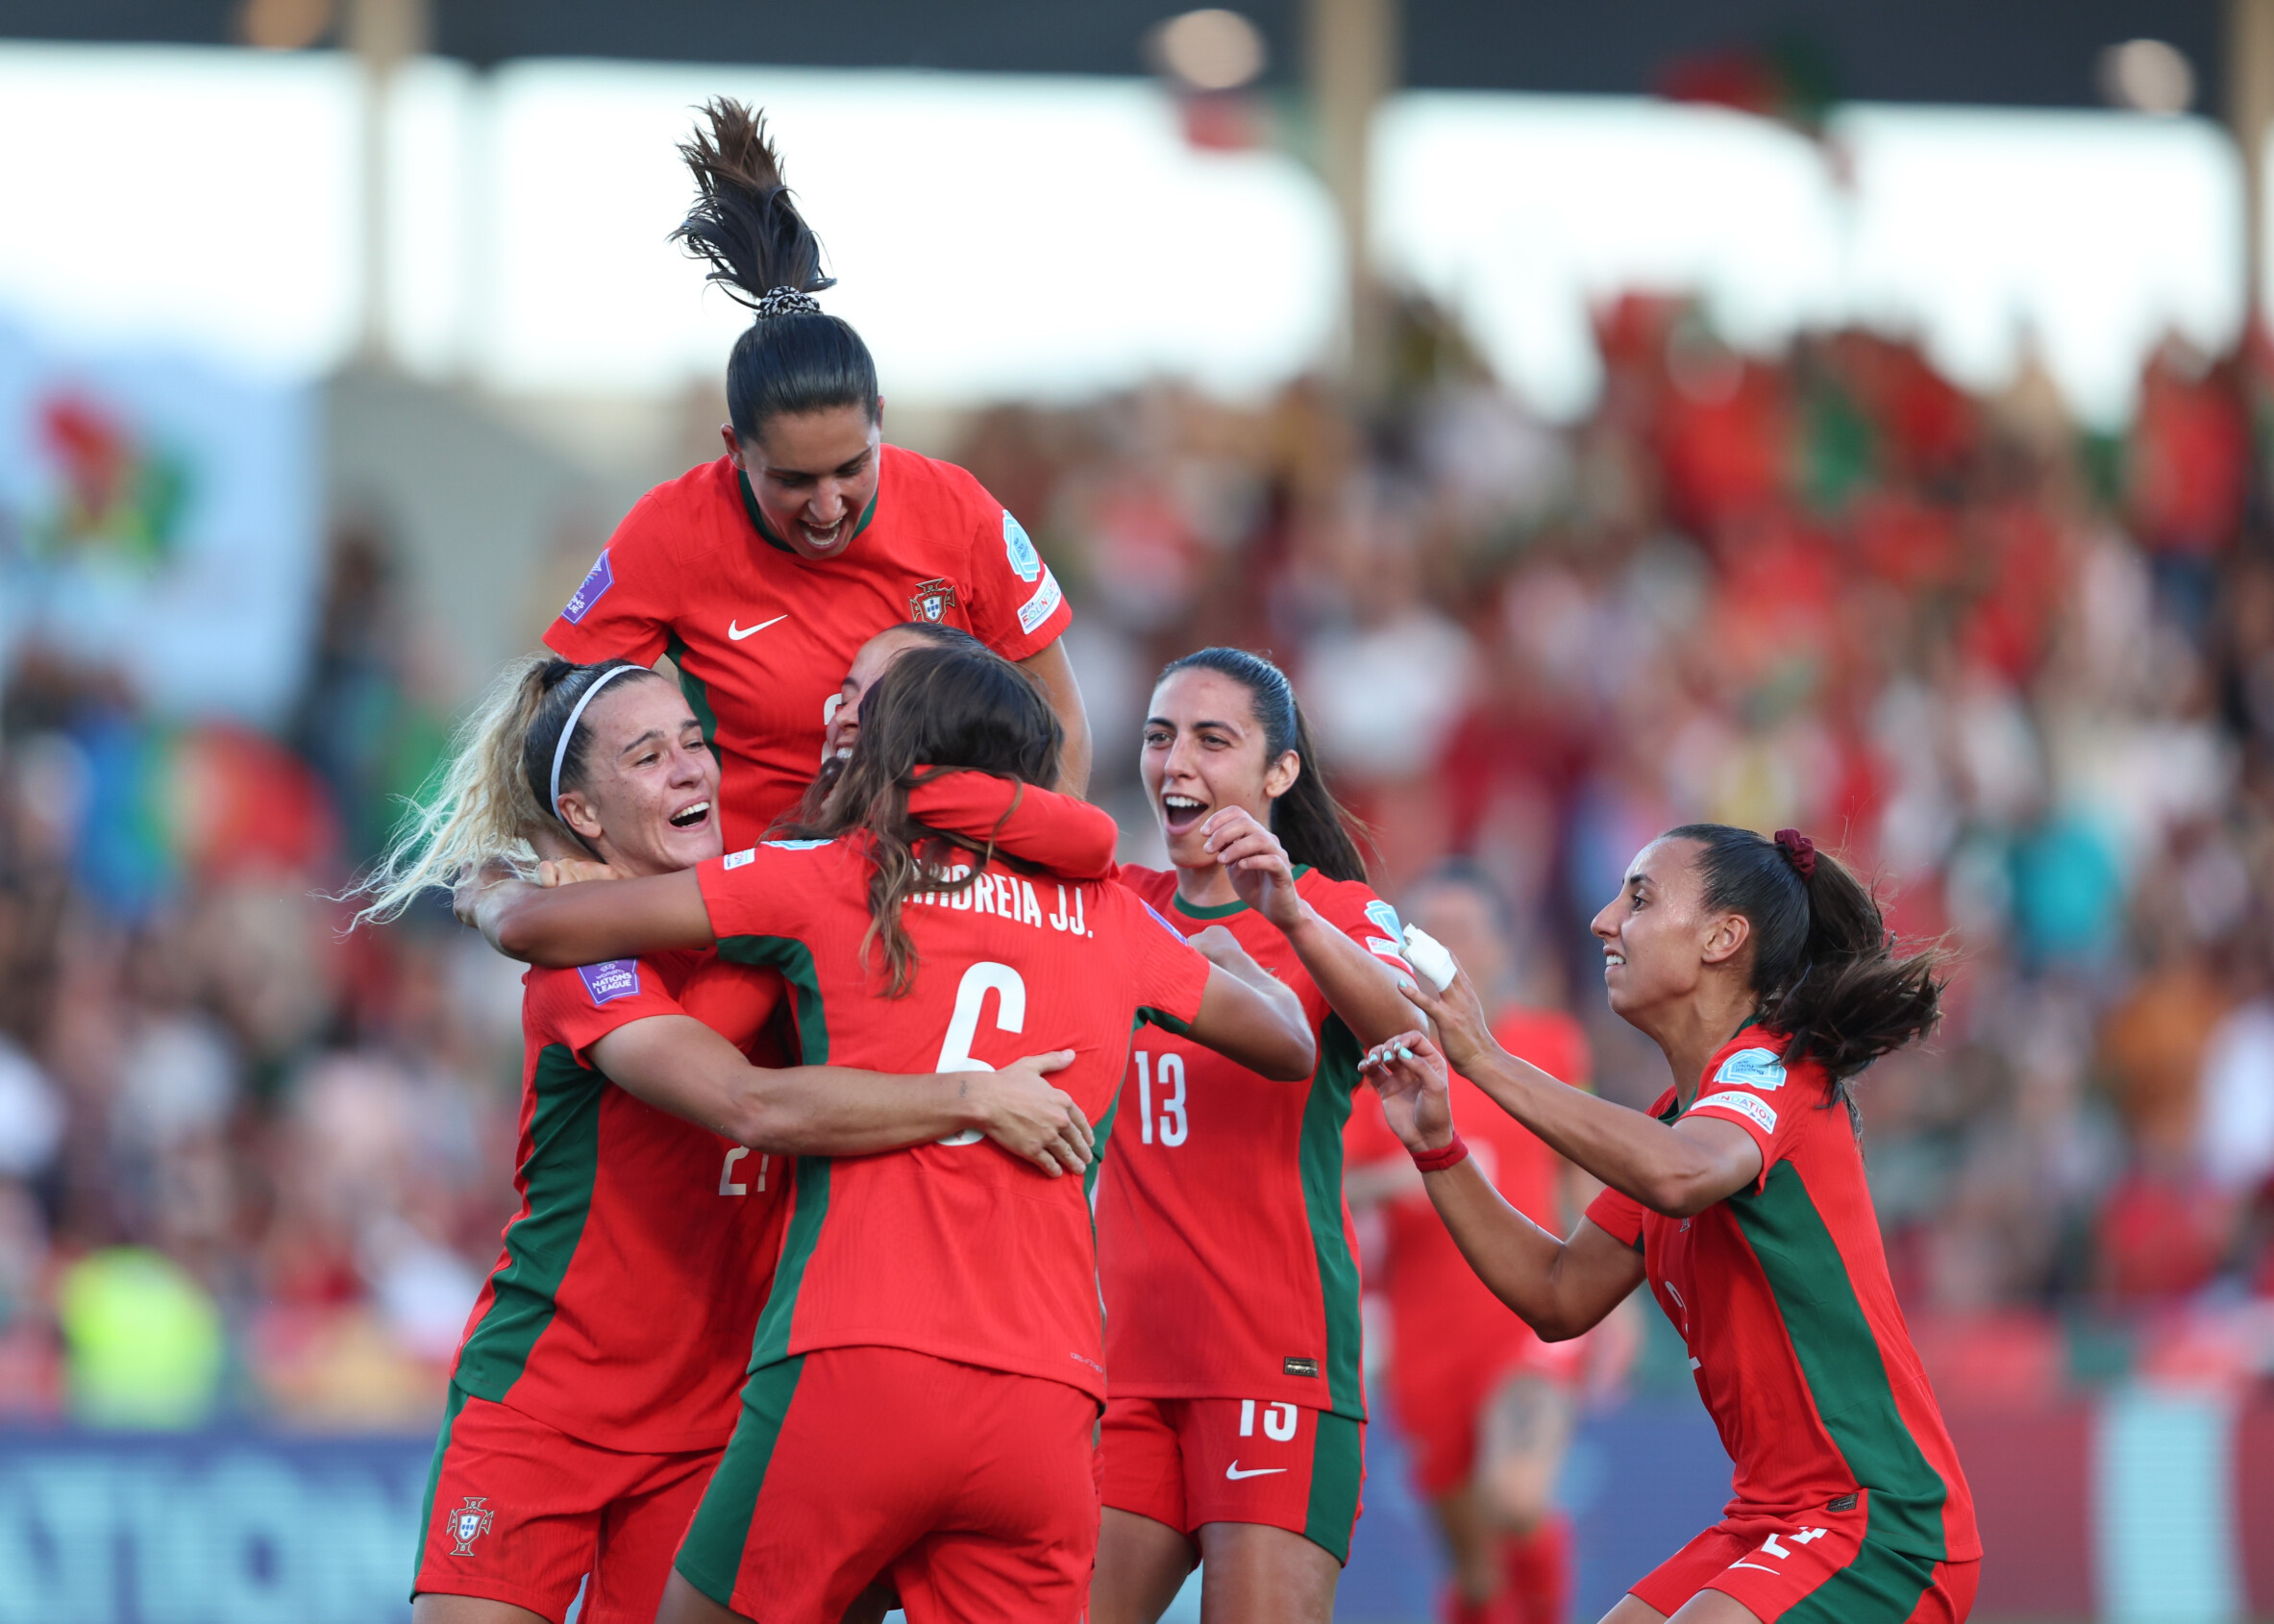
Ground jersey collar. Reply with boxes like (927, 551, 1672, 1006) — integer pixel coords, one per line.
(1170, 866, 1312, 922)
(736, 464, 882, 558)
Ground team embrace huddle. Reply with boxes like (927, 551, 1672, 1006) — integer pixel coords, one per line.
(355, 101, 1980, 1624)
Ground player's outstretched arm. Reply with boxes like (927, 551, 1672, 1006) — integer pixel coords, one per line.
(1391, 971, 1763, 1218)
(1361, 1034, 1643, 1340)
(589, 1018, 1094, 1177)
(1182, 942, 1317, 1081)
(465, 869, 716, 967)
(1197, 807, 1417, 1046)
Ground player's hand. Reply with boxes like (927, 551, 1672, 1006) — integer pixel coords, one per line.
(537, 856, 621, 888)
(453, 857, 528, 941)
(969, 1049, 1092, 1178)
(1199, 807, 1303, 930)
(1389, 958, 1496, 1075)
(1358, 1030, 1457, 1154)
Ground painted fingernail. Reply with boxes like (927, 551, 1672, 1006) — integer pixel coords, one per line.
(1397, 1046, 1414, 1061)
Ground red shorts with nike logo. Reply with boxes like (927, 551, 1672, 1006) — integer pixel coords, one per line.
(412, 1384, 718, 1624)
(1100, 1395, 1366, 1563)
(1631, 1495, 1980, 1623)
(675, 1345, 1100, 1624)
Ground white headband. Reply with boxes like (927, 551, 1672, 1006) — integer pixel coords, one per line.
(549, 664, 641, 824)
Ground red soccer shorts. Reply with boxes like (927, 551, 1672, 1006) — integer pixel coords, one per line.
(675, 1344, 1100, 1624)
(412, 1384, 719, 1624)
(1391, 1326, 1584, 1499)
(1630, 1494, 1979, 1623)
(1100, 1395, 1366, 1563)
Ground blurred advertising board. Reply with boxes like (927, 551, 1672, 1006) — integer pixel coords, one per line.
(0, 321, 318, 725)
(0, 1428, 425, 1624)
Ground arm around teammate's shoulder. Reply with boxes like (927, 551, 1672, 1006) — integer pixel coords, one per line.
(468, 866, 717, 967)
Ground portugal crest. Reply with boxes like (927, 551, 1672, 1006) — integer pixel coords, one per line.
(449, 1497, 495, 1557)
(907, 578, 958, 624)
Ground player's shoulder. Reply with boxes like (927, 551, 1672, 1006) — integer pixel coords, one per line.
(614, 457, 741, 555)
(523, 957, 667, 1034)
(1701, 1029, 1821, 1099)
(1296, 868, 1400, 933)
(881, 442, 994, 515)
(1112, 864, 1178, 908)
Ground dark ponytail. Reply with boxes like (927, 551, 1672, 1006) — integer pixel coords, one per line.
(1668, 824, 1944, 1100)
(673, 99, 880, 442)
(1159, 648, 1371, 884)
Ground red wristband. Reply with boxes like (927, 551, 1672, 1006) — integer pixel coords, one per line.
(1411, 1132, 1469, 1174)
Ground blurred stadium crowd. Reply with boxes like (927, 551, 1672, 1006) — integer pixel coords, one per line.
(2, 290, 2273, 1429)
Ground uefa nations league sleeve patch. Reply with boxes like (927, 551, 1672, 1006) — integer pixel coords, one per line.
(577, 959, 640, 1005)
(561, 551, 613, 624)
(1714, 1046, 1787, 1090)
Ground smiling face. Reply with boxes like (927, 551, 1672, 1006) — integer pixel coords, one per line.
(552, 677, 723, 875)
(1590, 836, 1752, 1025)
(1140, 666, 1298, 871)
(825, 625, 935, 763)
(725, 404, 882, 561)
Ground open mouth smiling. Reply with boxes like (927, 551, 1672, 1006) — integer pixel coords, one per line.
(668, 800, 712, 830)
(1162, 793, 1208, 835)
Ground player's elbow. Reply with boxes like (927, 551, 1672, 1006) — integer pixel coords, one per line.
(1638, 1160, 1727, 1219)
(490, 909, 554, 966)
(1256, 1028, 1317, 1082)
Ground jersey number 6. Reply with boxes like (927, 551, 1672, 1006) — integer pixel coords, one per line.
(935, 961, 1026, 1145)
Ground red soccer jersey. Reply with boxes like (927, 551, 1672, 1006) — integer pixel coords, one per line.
(1586, 1029, 1981, 1562)
(1346, 1006, 1590, 1384)
(454, 952, 788, 1454)
(1097, 867, 1414, 1422)
(543, 448, 1074, 847)
(695, 838, 1212, 1403)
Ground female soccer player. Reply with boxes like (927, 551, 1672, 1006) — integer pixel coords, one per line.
(1362, 825, 1981, 1624)
(467, 641, 1321, 1624)
(361, 654, 1098, 1624)
(543, 99, 1090, 845)
(1344, 867, 1602, 1624)
(1092, 649, 1426, 1624)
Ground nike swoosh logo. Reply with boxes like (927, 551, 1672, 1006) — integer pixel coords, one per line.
(728, 615, 787, 641)
(1224, 1463, 1287, 1480)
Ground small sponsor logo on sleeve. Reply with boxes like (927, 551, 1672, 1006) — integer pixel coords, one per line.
(577, 959, 641, 1006)
(1282, 1356, 1320, 1377)
(560, 551, 613, 624)
(762, 838, 834, 850)
(1142, 900, 1187, 942)
(1715, 1046, 1787, 1091)
(1694, 1090, 1777, 1134)
(1364, 899, 1402, 939)
(1003, 510, 1043, 581)
(1363, 936, 1414, 972)
(722, 848, 756, 870)
(1016, 569, 1063, 634)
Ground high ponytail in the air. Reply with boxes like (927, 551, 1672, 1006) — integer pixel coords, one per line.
(673, 98, 880, 441)
(346, 654, 659, 925)
(1159, 648, 1371, 884)
(1667, 824, 1945, 1098)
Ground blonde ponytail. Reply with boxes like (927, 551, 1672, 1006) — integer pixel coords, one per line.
(346, 654, 558, 925)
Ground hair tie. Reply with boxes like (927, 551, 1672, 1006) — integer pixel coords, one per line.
(550, 665, 640, 823)
(1774, 828, 1817, 880)
(754, 285, 821, 320)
